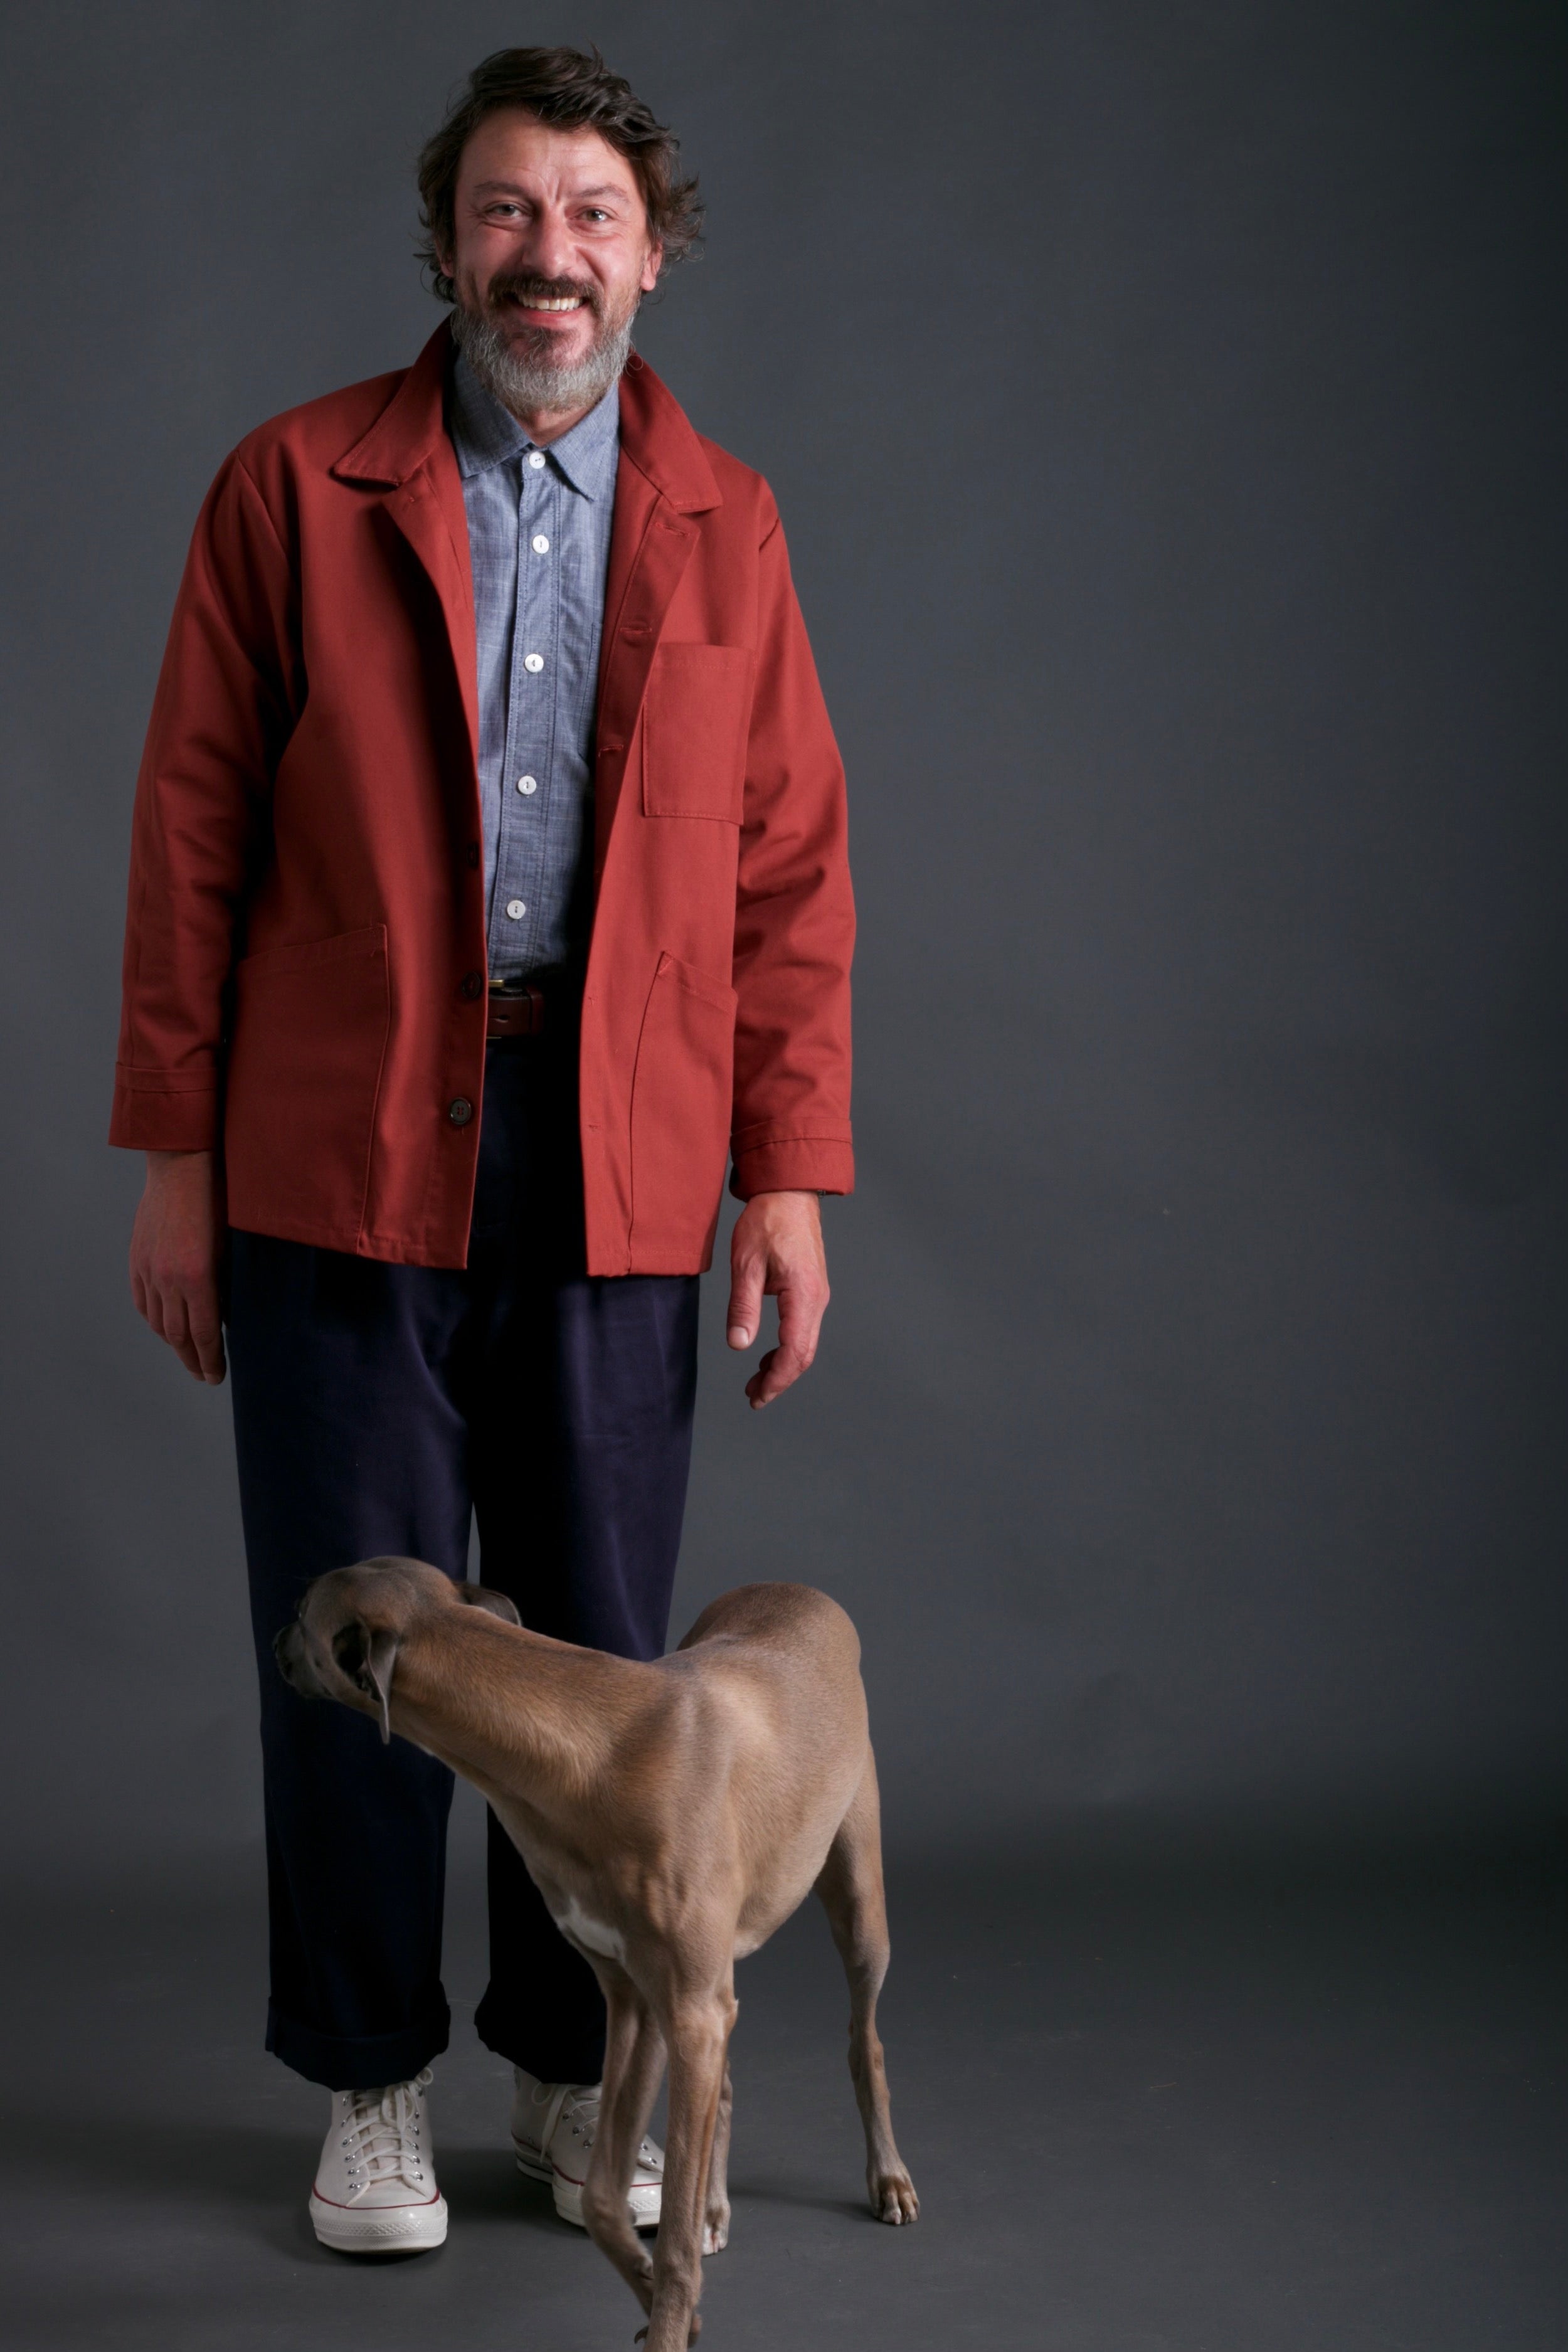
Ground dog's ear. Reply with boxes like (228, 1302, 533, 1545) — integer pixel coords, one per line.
(332, 1621, 401, 1744)
(460, 1582, 522, 1627)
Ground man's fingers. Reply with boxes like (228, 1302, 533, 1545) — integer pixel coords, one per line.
(744, 1337, 811, 1407)
(161, 1291, 191, 1353)
(727, 1254, 765, 1350)
(744, 1278, 827, 1407)
(728, 1192, 829, 1400)
(129, 1151, 225, 1383)
(144, 1278, 227, 1384)
(189, 1304, 228, 1385)
(165, 1299, 208, 1383)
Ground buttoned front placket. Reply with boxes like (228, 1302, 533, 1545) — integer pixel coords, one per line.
(450, 354, 618, 986)
(488, 444, 562, 973)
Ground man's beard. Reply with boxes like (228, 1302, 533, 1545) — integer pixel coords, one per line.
(450, 272, 637, 419)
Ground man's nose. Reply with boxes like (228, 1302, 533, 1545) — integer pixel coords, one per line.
(516, 206, 577, 285)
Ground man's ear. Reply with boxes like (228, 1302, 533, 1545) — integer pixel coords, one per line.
(333, 1621, 401, 1744)
(460, 1583, 522, 1627)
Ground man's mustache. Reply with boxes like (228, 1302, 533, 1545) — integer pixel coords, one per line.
(485, 273, 600, 315)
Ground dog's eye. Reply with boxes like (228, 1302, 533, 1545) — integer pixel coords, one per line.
(332, 1624, 366, 1677)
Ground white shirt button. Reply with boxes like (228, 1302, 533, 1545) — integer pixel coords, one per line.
(527, 450, 546, 470)
(517, 775, 538, 794)
(523, 652, 544, 673)
(506, 899, 526, 920)
(532, 534, 550, 555)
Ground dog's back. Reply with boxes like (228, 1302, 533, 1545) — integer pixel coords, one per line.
(662, 1584, 871, 1952)
(676, 1579, 858, 1661)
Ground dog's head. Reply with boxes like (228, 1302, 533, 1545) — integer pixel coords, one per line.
(273, 1557, 521, 1742)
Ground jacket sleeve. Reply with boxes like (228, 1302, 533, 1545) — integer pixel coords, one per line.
(728, 501, 856, 1199)
(109, 454, 299, 1152)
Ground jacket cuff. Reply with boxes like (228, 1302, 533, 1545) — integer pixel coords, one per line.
(109, 1073, 221, 1152)
(728, 1136, 854, 1200)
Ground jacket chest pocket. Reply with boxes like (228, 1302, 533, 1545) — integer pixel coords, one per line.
(640, 642, 755, 822)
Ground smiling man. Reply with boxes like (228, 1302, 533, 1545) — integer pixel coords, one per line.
(111, 48, 854, 2254)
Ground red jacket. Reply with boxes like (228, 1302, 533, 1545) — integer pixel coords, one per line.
(110, 326, 854, 1273)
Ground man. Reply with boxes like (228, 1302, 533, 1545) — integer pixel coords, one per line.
(112, 48, 853, 2255)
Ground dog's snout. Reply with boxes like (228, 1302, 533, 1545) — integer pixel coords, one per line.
(273, 1619, 311, 1693)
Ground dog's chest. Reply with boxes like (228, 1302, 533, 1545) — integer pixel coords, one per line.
(549, 1888, 628, 1964)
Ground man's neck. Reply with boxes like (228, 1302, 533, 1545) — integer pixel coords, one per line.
(507, 397, 598, 448)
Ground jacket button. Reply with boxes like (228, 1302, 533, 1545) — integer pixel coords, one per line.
(465, 842, 480, 869)
(458, 971, 484, 1000)
(447, 1097, 474, 1126)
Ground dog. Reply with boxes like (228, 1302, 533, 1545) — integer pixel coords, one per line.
(275, 1557, 918, 2348)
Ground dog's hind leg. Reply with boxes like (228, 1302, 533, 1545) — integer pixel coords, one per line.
(702, 2058, 734, 2254)
(581, 1963, 664, 2314)
(815, 1753, 920, 2224)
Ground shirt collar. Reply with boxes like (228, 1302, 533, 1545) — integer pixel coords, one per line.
(448, 349, 620, 499)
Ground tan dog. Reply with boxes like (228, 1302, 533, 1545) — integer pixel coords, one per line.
(275, 1558, 918, 2348)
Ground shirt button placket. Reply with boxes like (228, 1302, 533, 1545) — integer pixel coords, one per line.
(505, 456, 551, 967)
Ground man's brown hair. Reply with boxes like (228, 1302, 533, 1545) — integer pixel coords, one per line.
(416, 45, 703, 299)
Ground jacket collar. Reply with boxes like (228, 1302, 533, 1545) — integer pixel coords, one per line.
(331, 322, 453, 486)
(614, 351, 721, 514)
(330, 322, 722, 514)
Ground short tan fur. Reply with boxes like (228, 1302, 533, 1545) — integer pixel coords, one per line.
(276, 1557, 918, 2348)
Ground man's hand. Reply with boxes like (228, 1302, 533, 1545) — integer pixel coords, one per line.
(726, 1190, 829, 1409)
(129, 1149, 227, 1385)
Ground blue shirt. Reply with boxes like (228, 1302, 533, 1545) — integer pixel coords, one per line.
(447, 352, 620, 979)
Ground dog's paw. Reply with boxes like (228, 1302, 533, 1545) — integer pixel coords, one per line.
(702, 2205, 730, 2255)
(871, 2168, 919, 2225)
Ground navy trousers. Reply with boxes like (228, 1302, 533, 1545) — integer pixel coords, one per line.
(226, 1032, 700, 2091)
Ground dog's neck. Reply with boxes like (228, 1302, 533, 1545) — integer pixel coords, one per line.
(385, 1611, 642, 1820)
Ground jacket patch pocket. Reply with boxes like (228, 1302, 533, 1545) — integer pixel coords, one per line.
(629, 952, 738, 1269)
(640, 642, 755, 821)
(223, 924, 390, 1244)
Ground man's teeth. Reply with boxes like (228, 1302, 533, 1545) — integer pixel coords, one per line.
(519, 295, 583, 311)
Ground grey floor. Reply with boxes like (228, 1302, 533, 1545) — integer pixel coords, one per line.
(2, 1820, 1564, 2351)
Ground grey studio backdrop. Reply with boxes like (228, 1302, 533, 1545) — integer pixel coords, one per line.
(1, 0, 1564, 1890)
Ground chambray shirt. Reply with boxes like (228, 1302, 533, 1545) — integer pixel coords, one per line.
(447, 351, 620, 980)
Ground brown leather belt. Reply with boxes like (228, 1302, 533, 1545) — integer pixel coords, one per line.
(487, 982, 546, 1040)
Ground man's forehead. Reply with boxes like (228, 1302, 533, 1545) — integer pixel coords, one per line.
(458, 112, 641, 194)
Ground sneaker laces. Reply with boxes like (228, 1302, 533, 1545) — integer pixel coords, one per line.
(531, 2081, 661, 2173)
(339, 2067, 433, 2201)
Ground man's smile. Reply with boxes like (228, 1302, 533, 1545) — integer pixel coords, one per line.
(490, 278, 596, 329)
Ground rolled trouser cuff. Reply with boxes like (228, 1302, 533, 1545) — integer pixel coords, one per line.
(266, 1998, 452, 2092)
(473, 1989, 606, 2089)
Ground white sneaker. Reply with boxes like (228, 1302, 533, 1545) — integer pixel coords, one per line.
(310, 2069, 448, 2254)
(511, 2068, 664, 2229)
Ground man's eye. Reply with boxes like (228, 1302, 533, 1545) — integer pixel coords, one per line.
(581, 208, 611, 223)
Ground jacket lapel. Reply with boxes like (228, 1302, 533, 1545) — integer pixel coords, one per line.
(593, 357, 722, 874)
(329, 332, 719, 870)
(332, 325, 479, 778)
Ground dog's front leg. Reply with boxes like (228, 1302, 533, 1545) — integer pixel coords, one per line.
(702, 2060, 733, 2254)
(581, 1965, 664, 2314)
(642, 1984, 736, 2350)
